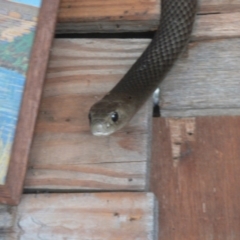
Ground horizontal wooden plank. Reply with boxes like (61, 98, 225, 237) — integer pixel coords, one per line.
(200, 0, 240, 13)
(57, 0, 160, 33)
(0, 192, 158, 240)
(192, 12, 240, 41)
(151, 117, 240, 240)
(26, 37, 240, 190)
(25, 39, 152, 191)
(160, 38, 240, 117)
(57, 0, 240, 40)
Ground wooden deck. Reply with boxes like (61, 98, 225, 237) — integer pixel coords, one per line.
(0, 192, 158, 239)
(1, 0, 240, 239)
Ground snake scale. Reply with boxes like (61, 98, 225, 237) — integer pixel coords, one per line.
(89, 0, 198, 136)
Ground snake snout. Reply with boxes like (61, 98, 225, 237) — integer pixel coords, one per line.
(90, 122, 113, 136)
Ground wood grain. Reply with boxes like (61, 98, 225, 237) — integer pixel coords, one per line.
(30, 38, 240, 120)
(200, 0, 240, 13)
(57, 0, 240, 40)
(25, 39, 152, 191)
(151, 117, 240, 240)
(0, 192, 158, 240)
(160, 38, 240, 117)
(57, 0, 160, 33)
(25, 37, 240, 190)
(0, 0, 60, 205)
(193, 12, 240, 41)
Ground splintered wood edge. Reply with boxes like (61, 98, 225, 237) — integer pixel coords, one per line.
(151, 116, 240, 239)
(0, 192, 158, 240)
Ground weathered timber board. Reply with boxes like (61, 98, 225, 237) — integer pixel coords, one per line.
(193, 12, 240, 41)
(25, 39, 152, 191)
(150, 117, 240, 240)
(160, 38, 240, 117)
(57, 0, 160, 33)
(0, 192, 158, 240)
(57, 0, 240, 40)
(200, 0, 240, 13)
(25, 37, 240, 190)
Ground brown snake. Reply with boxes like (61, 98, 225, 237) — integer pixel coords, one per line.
(89, 0, 197, 136)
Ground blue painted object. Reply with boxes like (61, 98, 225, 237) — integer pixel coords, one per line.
(0, 0, 41, 184)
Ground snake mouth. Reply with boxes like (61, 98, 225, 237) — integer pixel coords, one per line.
(90, 123, 114, 136)
(92, 132, 111, 137)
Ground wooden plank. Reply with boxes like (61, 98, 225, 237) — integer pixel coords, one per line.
(57, 0, 240, 40)
(57, 0, 160, 33)
(0, 0, 60, 205)
(0, 192, 158, 240)
(160, 38, 240, 117)
(200, 0, 240, 13)
(193, 12, 240, 40)
(150, 117, 240, 240)
(25, 39, 152, 191)
(25, 37, 240, 190)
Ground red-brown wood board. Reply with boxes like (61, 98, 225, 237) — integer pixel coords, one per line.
(151, 117, 240, 240)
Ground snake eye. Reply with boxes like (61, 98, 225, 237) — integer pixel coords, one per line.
(111, 112, 119, 123)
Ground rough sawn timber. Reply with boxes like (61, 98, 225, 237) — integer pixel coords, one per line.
(151, 117, 240, 240)
(0, 192, 158, 240)
(25, 36, 240, 190)
(160, 38, 240, 117)
(25, 39, 152, 191)
(57, 0, 160, 33)
(57, 0, 240, 41)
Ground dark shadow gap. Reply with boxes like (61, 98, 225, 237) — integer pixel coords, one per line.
(197, 12, 220, 16)
(55, 31, 155, 39)
(23, 189, 143, 194)
(153, 105, 161, 118)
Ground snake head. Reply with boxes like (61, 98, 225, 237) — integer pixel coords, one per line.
(89, 99, 134, 136)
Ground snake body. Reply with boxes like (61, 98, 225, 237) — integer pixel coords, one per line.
(89, 0, 197, 136)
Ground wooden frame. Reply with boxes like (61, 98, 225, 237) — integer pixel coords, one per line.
(0, 0, 60, 205)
